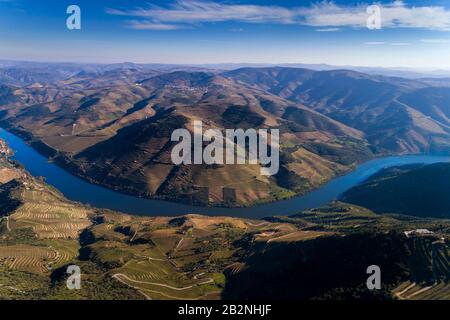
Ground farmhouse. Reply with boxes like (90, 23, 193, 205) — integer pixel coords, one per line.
(404, 229, 434, 238)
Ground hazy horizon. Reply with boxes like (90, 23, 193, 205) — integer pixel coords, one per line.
(1, 0, 450, 68)
(3, 58, 450, 73)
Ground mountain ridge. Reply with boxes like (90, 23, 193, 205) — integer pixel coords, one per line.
(1, 65, 449, 207)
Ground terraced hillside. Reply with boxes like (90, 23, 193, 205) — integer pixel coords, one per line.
(0, 173, 92, 239)
(0, 150, 89, 285)
(393, 237, 450, 300)
(225, 203, 450, 300)
(0, 143, 448, 300)
(77, 212, 330, 300)
(0, 150, 147, 299)
(2, 65, 450, 208)
(0, 144, 328, 299)
(0, 244, 64, 274)
(0, 66, 374, 207)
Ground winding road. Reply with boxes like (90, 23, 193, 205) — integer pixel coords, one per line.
(112, 273, 213, 291)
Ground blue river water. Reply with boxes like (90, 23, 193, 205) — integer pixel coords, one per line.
(1, 128, 449, 219)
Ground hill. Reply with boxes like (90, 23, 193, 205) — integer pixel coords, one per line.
(0, 67, 372, 207)
(225, 67, 450, 154)
(342, 162, 450, 218)
(1, 65, 450, 207)
(1, 143, 449, 300)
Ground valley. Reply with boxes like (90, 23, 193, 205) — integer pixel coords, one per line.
(2, 127, 448, 218)
(0, 64, 374, 207)
(0, 139, 448, 300)
(2, 0, 450, 306)
(1, 64, 449, 207)
(0, 62, 449, 301)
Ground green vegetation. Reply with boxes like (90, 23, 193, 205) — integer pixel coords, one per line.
(0, 144, 448, 300)
(342, 163, 450, 218)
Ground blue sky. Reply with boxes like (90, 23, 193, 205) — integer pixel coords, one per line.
(1, 0, 450, 68)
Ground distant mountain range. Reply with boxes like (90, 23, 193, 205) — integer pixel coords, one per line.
(224, 67, 450, 154)
(2, 60, 450, 82)
(0, 61, 449, 300)
(0, 62, 449, 206)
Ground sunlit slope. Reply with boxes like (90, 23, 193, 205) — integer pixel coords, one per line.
(225, 67, 450, 154)
(1, 69, 372, 206)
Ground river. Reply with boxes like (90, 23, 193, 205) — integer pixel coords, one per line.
(0, 128, 449, 219)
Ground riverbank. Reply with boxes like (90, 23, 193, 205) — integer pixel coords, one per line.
(0, 121, 374, 209)
(1, 127, 449, 219)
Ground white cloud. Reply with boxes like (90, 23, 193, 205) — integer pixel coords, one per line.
(364, 41, 412, 46)
(420, 39, 450, 43)
(127, 21, 183, 30)
(315, 28, 340, 32)
(293, 1, 450, 31)
(364, 42, 386, 45)
(106, 1, 297, 25)
(107, 1, 450, 31)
